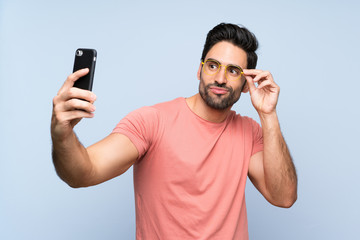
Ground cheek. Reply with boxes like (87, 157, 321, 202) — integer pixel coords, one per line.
(199, 75, 206, 90)
(235, 78, 247, 91)
(230, 81, 242, 92)
(199, 73, 211, 86)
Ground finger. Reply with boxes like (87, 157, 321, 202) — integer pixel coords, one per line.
(243, 70, 273, 83)
(58, 68, 89, 95)
(252, 71, 273, 83)
(53, 91, 96, 114)
(256, 80, 272, 90)
(59, 87, 97, 103)
(59, 110, 95, 122)
(244, 74, 257, 93)
(243, 69, 263, 76)
(63, 98, 96, 113)
(52, 108, 94, 127)
(257, 79, 279, 91)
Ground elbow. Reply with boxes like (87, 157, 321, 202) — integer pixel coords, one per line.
(271, 180, 298, 208)
(266, 184, 298, 208)
(54, 166, 95, 188)
(67, 181, 93, 188)
(272, 193, 297, 208)
(66, 178, 93, 188)
(67, 182, 86, 188)
(58, 175, 92, 188)
(280, 194, 297, 208)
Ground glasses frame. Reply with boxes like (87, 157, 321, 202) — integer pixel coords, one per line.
(201, 58, 244, 81)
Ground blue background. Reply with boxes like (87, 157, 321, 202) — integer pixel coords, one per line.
(1, 0, 359, 239)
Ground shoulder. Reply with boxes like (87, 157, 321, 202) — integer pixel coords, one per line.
(231, 111, 260, 127)
(152, 97, 185, 111)
(123, 97, 184, 123)
(230, 112, 262, 139)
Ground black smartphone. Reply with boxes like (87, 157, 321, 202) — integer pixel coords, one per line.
(73, 48, 97, 91)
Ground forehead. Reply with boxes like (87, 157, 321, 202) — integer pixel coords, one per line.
(205, 41, 247, 68)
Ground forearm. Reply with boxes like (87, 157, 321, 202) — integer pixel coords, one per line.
(51, 131, 94, 188)
(259, 112, 297, 207)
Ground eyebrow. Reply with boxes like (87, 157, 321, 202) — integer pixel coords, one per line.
(206, 58, 243, 70)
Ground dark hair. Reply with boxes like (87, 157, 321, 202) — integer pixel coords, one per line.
(201, 23, 259, 69)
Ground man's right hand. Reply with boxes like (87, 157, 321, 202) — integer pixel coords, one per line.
(51, 68, 97, 141)
(51, 68, 138, 188)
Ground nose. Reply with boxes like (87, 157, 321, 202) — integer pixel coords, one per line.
(214, 66, 227, 84)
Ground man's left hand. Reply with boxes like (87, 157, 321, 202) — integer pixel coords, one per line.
(243, 69, 280, 115)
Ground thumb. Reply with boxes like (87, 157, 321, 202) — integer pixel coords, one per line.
(244, 75, 256, 93)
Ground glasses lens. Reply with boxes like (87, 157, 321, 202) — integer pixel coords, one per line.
(226, 65, 243, 81)
(204, 60, 219, 75)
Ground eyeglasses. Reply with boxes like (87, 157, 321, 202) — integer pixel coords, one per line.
(201, 59, 244, 81)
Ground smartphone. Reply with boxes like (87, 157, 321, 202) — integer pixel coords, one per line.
(73, 48, 97, 91)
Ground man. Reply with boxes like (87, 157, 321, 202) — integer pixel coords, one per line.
(51, 23, 297, 239)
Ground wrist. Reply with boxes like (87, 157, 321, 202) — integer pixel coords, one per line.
(259, 110, 277, 121)
(258, 111, 279, 130)
(51, 127, 76, 146)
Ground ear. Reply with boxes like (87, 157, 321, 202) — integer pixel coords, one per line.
(197, 62, 202, 80)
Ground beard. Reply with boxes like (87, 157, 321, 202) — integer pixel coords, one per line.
(199, 75, 243, 110)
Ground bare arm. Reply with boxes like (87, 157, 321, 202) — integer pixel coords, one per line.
(51, 69, 138, 188)
(244, 69, 297, 208)
(248, 113, 297, 207)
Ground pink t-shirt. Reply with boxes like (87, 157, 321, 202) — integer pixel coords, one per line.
(112, 97, 263, 240)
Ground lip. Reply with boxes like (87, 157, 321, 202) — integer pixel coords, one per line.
(209, 86, 229, 95)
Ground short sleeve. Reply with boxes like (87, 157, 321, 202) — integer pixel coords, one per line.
(251, 119, 264, 156)
(112, 106, 159, 160)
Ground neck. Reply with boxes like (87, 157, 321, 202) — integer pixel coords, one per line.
(185, 94, 231, 123)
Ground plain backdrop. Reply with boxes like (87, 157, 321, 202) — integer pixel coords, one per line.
(1, 0, 359, 239)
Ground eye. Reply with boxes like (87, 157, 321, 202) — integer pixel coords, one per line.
(209, 64, 217, 69)
(227, 66, 241, 76)
(205, 60, 219, 72)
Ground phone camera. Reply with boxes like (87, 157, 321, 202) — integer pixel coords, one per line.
(76, 50, 83, 56)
